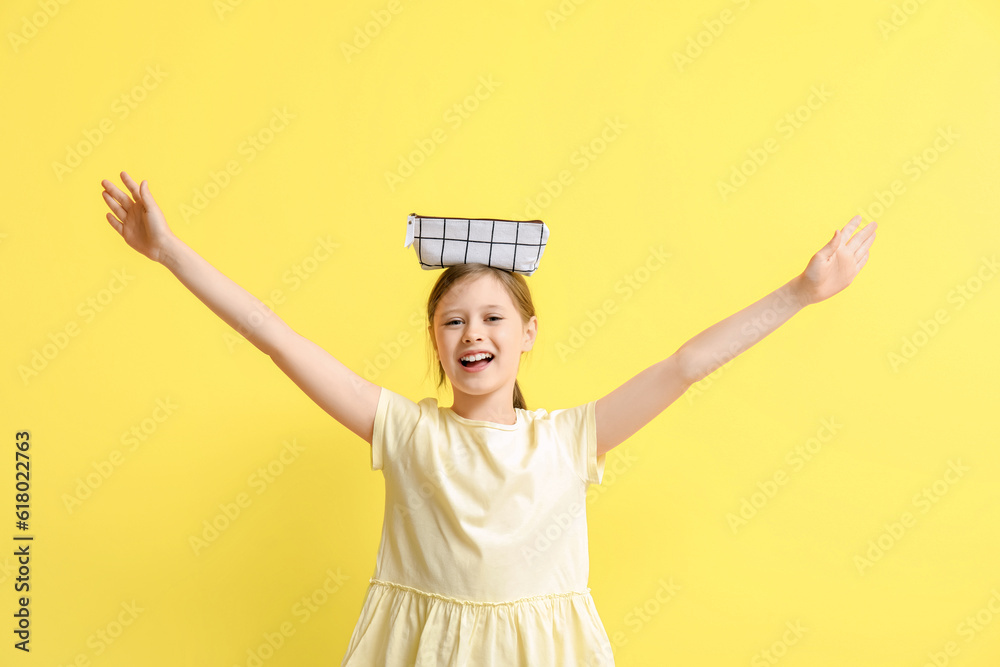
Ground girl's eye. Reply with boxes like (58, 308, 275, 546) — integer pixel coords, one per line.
(445, 317, 502, 325)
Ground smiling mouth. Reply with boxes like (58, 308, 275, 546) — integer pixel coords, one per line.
(460, 355, 494, 370)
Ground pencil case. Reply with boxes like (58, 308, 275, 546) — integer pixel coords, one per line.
(404, 213, 550, 276)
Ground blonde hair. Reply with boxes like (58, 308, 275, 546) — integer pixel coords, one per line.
(425, 263, 536, 410)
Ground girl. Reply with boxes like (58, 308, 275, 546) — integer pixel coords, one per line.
(101, 171, 877, 666)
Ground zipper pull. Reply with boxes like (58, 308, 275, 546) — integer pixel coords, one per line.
(404, 213, 416, 247)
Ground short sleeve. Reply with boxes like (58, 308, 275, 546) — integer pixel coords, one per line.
(550, 400, 607, 485)
(370, 386, 422, 472)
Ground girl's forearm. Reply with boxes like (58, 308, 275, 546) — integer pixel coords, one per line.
(158, 235, 292, 357)
(675, 274, 809, 384)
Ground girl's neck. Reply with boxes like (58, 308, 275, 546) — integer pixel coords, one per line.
(448, 390, 517, 425)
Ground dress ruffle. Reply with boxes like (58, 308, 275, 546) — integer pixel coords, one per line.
(341, 579, 616, 666)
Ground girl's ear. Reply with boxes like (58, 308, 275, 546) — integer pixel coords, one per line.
(523, 316, 538, 351)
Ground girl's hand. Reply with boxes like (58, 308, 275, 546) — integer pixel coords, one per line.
(797, 215, 878, 306)
(101, 171, 176, 263)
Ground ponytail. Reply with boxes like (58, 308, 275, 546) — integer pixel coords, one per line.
(512, 380, 527, 411)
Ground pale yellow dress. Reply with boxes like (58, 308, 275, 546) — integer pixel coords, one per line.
(340, 386, 614, 666)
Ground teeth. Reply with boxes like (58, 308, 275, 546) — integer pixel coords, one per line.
(460, 353, 493, 362)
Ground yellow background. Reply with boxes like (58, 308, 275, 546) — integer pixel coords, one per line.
(2, 0, 999, 664)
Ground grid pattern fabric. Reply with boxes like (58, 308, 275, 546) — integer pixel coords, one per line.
(404, 213, 549, 276)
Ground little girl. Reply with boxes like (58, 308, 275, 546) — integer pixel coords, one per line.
(101, 171, 876, 666)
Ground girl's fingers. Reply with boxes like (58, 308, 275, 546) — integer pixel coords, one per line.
(822, 230, 839, 257)
(854, 231, 876, 261)
(139, 180, 151, 211)
(855, 224, 877, 250)
(840, 215, 861, 242)
(120, 171, 141, 201)
(101, 179, 132, 208)
(102, 190, 127, 220)
(106, 212, 123, 235)
(845, 221, 877, 252)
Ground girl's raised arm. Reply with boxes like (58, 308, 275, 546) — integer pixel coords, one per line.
(593, 216, 877, 457)
(101, 171, 381, 446)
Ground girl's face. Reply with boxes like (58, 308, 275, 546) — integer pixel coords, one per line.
(431, 274, 536, 398)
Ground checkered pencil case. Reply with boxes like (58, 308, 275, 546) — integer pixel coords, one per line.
(404, 213, 550, 276)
